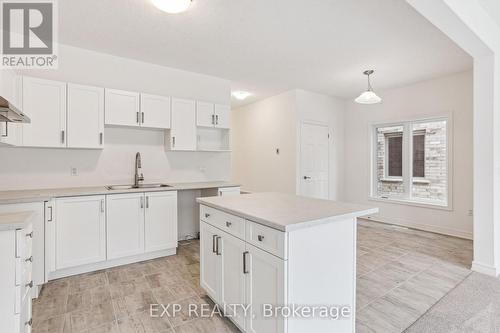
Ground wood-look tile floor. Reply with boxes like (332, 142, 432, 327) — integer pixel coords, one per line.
(33, 221, 473, 333)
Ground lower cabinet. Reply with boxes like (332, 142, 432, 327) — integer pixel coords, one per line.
(54, 196, 106, 270)
(144, 191, 178, 252)
(200, 220, 286, 333)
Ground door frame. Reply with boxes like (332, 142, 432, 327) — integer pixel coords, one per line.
(297, 120, 331, 199)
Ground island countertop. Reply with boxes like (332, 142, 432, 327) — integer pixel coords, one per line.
(196, 192, 378, 232)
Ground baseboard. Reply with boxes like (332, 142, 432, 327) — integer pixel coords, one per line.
(361, 215, 473, 240)
(471, 261, 500, 277)
(47, 248, 177, 280)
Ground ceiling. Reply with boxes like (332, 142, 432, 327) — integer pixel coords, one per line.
(59, 0, 472, 107)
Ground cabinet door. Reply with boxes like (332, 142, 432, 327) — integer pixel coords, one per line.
(140, 93, 171, 129)
(246, 244, 286, 333)
(107, 193, 145, 259)
(104, 89, 140, 127)
(144, 191, 177, 252)
(200, 221, 221, 303)
(220, 232, 247, 330)
(67, 84, 104, 149)
(215, 104, 231, 129)
(55, 196, 106, 270)
(196, 101, 215, 127)
(22, 77, 67, 147)
(170, 98, 196, 151)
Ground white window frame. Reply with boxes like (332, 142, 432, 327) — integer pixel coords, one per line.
(369, 114, 453, 210)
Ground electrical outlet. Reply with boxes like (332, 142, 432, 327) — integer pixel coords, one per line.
(71, 167, 78, 176)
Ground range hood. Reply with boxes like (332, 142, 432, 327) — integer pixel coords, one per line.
(0, 96, 30, 123)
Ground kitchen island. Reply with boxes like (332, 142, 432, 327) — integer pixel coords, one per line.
(197, 192, 378, 333)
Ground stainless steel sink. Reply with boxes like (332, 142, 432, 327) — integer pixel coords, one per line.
(106, 184, 173, 190)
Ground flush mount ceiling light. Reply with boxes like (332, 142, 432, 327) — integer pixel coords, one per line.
(151, 0, 192, 14)
(355, 70, 382, 104)
(232, 91, 252, 100)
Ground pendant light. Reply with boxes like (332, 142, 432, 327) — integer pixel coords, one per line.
(355, 70, 382, 104)
(151, 0, 192, 14)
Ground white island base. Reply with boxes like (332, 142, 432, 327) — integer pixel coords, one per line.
(197, 192, 378, 333)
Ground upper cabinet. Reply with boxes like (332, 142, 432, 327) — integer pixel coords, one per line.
(140, 94, 171, 129)
(22, 77, 67, 148)
(215, 104, 231, 129)
(167, 98, 197, 151)
(67, 84, 104, 149)
(104, 89, 140, 127)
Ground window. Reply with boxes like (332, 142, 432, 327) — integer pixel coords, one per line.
(372, 118, 449, 207)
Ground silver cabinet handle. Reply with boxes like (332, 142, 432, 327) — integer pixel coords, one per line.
(243, 251, 249, 274)
(216, 115, 219, 125)
(258, 235, 265, 242)
(99, 132, 103, 145)
(47, 206, 53, 222)
(226, 221, 232, 227)
(303, 176, 311, 180)
(146, 196, 149, 208)
(61, 130, 65, 144)
(205, 213, 210, 218)
(140, 196, 144, 209)
(100, 199, 104, 213)
(216, 236, 221, 255)
(212, 235, 217, 253)
(26, 280, 33, 288)
(172, 136, 176, 148)
(141, 112, 145, 124)
(26, 231, 33, 238)
(25, 318, 32, 327)
(25, 256, 33, 263)
(136, 112, 140, 124)
(2, 122, 8, 137)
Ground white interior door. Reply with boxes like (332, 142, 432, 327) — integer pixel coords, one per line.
(106, 193, 145, 259)
(22, 77, 67, 147)
(144, 191, 178, 252)
(299, 122, 329, 199)
(67, 83, 104, 148)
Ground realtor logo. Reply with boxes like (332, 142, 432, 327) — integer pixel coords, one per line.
(1, 0, 58, 68)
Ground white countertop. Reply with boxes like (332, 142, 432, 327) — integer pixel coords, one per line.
(0, 211, 33, 231)
(0, 181, 240, 204)
(196, 192, 378, 232)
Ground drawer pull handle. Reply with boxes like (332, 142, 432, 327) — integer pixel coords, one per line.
(226, 221, 232, 227)
(25, 318, 32, 327)
(243, 251, 249, 274)
(25, 256, 33, 263)
(212, 235, 217, 253)
(205, 213, 210, 218)
(26, 280, 33, 288)
(258, 235, 265, 242)
(26, 231, 33, 238)
(216, 236, 222, 255)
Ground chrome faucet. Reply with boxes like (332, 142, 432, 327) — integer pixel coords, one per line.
(134, 152, 144, 187)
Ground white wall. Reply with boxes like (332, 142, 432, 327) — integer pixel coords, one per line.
(231, 89, 345, 200)
(0, 44, 232, 191)
(344, 71, 473, 239)
(231, 90, 297, 194)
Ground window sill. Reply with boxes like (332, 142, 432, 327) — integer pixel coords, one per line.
(379, 178, 431, 184)
(368, 196, 452, 211)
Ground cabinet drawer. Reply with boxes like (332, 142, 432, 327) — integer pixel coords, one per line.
(246, 221, 287, 259)
(200, 205, 245, 240)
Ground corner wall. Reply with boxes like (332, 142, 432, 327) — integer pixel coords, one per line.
(344, 71, 473, 239)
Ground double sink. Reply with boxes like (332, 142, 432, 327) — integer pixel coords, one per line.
(106, 183, 173, 190)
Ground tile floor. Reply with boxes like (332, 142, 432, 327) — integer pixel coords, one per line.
(32, 220, 473, 333)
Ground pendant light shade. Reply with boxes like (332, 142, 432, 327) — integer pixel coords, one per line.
(355, 70, 382, 104)
(151, 0, 192, 14)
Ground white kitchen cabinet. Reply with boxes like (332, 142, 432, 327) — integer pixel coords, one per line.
(215, 104, 231, 129)
(168, 98, 196, 151)
(104, 89, 141, 127)
(200, 221, 221, 303)
(140, 93, 171, 129)
(220, 231, 247, 330)
(106, 193, 145, 260)
(196, 101, 215, 127)
(245, 244, 286, 333)
(0, 72, 22, 146)
(55, 196, 106, 270)
(218, 187, 241, 196)
(67, 84, 104, 149)
(22, 77, 67, 147)
(144, 191, 177, 252)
